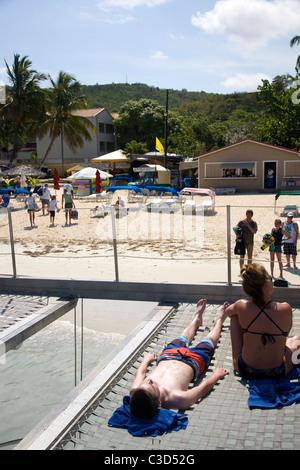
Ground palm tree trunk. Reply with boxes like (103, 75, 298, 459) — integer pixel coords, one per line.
(39, 136, 56, 168)
(10, 120, 20, 167)
(61, 124, 64, 176)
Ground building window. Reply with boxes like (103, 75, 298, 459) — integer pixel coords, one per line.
(99, 141, 106, 152)
(106, 142, 115, 152)
(106, 124, 114, 134)
(220, 162, 255, 177)
(222, 168, 254, 177)
(204, 162, 256, 178)
(99, 123, 105, 133)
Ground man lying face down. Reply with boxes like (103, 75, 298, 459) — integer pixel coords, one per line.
(130, 299, 229, 419)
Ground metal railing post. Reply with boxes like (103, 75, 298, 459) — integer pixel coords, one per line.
(227, 205, 232, 285)
(111, 206, 119, 282)
(7, 207, 17, 277)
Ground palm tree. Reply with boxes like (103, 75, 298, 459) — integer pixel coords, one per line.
(1, 54, 46, 162)
(290, 35, 300, 69)
(38, 71, 95, 174)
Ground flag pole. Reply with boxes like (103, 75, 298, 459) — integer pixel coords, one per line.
(164, 89, 169, 169)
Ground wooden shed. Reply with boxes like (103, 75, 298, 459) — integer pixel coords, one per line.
(181, 139, 300, 193)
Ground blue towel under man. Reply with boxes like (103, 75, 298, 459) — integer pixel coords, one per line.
(129, 300, 229, 419)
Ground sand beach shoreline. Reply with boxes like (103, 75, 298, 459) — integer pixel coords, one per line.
(1, 188, 300, 287)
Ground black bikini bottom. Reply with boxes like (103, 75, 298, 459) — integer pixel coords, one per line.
(238, 355, 285, 381)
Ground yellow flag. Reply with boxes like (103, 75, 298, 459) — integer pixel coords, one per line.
(156, 137, 164, 154)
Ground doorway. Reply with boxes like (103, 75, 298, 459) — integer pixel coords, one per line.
(264, 162, 277, 189)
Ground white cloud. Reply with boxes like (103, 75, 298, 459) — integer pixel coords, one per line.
(105, 15, 134, 24)
(168, 33, 185, 41)
(221, 72, 272, 91)
(150, 50, 168, 60)
(98, 0, 170, 10)
(192, 0, 300, 50)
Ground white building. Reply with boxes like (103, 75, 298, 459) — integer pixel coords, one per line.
(36, 108, 116, 175)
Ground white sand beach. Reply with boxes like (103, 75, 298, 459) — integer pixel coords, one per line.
(1, 188, 300, 288)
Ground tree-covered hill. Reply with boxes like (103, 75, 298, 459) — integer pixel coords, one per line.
(81, 82, 261, 118)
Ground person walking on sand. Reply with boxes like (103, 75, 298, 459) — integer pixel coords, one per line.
(61, 188, 75, 225)
(129, 299, 229, 419)
(283, 212, 298, 270)
(41, 183, 51, 215)
(49, 195, 58, 226)
(237, 209, 258, 271)
(26, 190, 36, 227)
(269, 218, 291, 279)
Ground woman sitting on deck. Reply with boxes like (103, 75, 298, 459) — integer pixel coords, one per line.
(226, 263, 300, 381)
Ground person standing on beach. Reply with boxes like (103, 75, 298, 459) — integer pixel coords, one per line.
(61, 188, 75, 225)
(237, 209, 258, 271)
(26, 190, 36, 227)
(49, 195, 58, 226)
(41, 183, 51, 215)
(269, 219, 291, 279)
(283, 212, 298, 270)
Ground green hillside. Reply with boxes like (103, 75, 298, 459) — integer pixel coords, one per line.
(81, 82, 261, 118)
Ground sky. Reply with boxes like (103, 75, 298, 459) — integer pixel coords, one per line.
(1, 0, 300, 94)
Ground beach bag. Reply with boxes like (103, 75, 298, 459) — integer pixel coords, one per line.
(71, 209, 78, 220)
(234, 238, 245, 255)
(233, 226, 245, 255)
(261, 233, 275, 251)
(274, 279, 288, 287)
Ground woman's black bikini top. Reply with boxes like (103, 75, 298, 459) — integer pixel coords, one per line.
(242, 300, 289, 345)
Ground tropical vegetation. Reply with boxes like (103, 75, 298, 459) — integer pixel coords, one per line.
(1, 54, 46, 161)
(1, 42, 300, 165)
(37, 71, 95, 171)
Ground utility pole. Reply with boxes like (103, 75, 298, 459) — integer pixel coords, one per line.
(164, 89, 169, 169)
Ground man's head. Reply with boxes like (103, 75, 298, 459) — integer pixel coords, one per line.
(287, 212, 294, 220)
(130, 381, 160, 419)
(246, 209, 253, 219)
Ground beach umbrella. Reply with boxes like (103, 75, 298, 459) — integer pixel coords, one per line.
(4, 165, 47, 178)
(95, 170, 102, 193)
(91, 150, 130, 164)
(66, 167, 113, 181)
(53, 168, 60, 191)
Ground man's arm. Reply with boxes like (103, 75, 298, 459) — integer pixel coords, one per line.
(171, 368, 229, 410)
(244, 220, 257, 234)
(294, 222, 298, 245)
(129, 352, 157, 395)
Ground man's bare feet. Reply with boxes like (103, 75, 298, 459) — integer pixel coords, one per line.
(194, 299, 207, 327)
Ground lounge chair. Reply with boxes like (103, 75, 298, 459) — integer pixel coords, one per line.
(282, 204, 298, 216)
(182, 200, 195, 214)
(145, 198, 162, 211)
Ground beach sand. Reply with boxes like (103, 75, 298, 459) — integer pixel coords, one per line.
(1, 187, 300, 286)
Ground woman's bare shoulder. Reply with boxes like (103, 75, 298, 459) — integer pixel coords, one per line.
(226, 299, 248, 316)
(275, 301, 292, 312)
